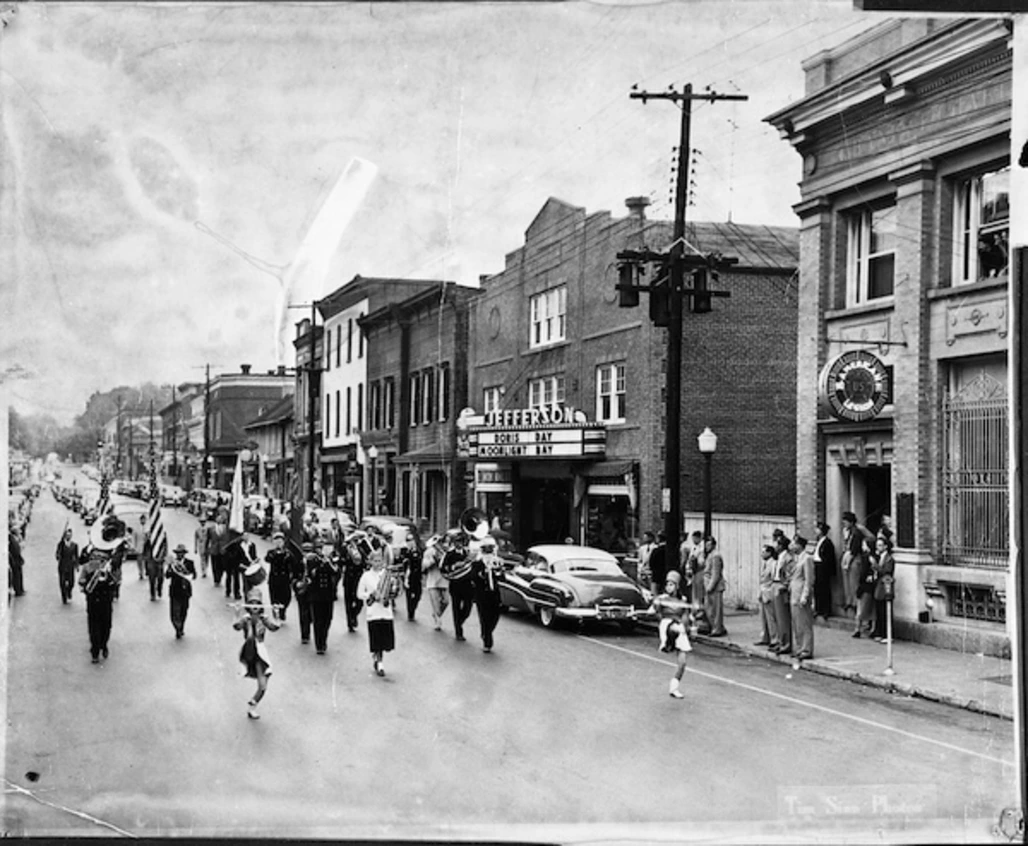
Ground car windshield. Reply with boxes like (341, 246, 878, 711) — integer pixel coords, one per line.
(550, 557, 622, 575)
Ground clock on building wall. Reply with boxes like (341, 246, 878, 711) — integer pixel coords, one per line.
(819, 350, 890, 422)
(488, 306, 501, 339)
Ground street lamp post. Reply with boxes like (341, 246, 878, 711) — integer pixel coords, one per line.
(367, 445, 379, 516)
(697, 427, 718, 538)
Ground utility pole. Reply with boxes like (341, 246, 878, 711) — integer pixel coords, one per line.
(171, 383, 178, 482)
(619, 83, 746, 558)
(204, 364, 211, 489)
(115, 394, 123, 476)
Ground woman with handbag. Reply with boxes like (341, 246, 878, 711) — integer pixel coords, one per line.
(870, 535, 896, 642)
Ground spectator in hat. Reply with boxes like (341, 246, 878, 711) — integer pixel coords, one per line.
(754, 544, 779, 650)
(165, 543, 197, 639)
(841, 511, 874, 613)
(813, 521, 836, 619)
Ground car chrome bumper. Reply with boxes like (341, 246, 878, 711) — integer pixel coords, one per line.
(554, 605, 644, 621)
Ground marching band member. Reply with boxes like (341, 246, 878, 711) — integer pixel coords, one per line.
(264, 532, 294, 622)
(441, 530, 475, 642)
(472, 537, 503, 653)
(307, 542, 341, 655)
(356, 538, 400, 677)
(421, 534, 449, 631)
(291, 542, 315, 645)
(233, 588, 281, 720)
(399, 529, 423, 622)
(646, 570, 692, 699)
(165, 543, 197, 639)
(56, 526, 80, 604)
(78, 515, 126, 663)
(340, 532, 368, 633)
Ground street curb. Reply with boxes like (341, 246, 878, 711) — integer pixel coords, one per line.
(638, 621, 1013, 721)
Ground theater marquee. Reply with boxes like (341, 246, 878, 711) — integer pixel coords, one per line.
(456, 406, 606, 460)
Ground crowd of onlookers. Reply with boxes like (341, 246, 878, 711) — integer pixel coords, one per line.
(8, 485, 40, 601)
(631, 512, 897, 660)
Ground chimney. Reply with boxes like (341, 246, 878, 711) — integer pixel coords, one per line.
(625, 196, 650, 221)
(240, 364, 251, 375)
(277, 365, 286, 376)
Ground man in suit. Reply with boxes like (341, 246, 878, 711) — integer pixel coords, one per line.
(789, 535, 816, 659)
(56, 526, 80, 604)
(207, 510, 231, 591)
(771, 535, 794, 655)
(702, 535, 727, 637)
(754, 544, 778, 649)
(812, 521, 836, 619)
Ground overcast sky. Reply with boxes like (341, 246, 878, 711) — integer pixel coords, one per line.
(1, 0, 882, 424)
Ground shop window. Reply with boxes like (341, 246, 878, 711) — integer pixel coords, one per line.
(529, 375, 565, 409)
(953, 167, 1009, 285)
(846, 203, 896, 304)
(596, 362, 626, 423)
(529, 286, 567, 348)
(942, 368, 1008, 569)
(484, 386, 503, 414)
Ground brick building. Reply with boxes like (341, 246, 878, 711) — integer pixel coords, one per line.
(317, 276, 443, 514)
(463, 196, 798, 574)
(359, 281, 476, 532)
(766, 18, 1011, 648)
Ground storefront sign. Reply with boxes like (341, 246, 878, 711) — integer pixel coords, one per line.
(819, 350, 890, 422)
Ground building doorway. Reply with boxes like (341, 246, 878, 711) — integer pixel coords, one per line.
(840, 464, 892, 536)
(520, 478, 572, 547)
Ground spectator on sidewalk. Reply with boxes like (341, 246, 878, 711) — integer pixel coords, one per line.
(870, 535, 896, 642)
(812, 521, 836, 619)
(648, 532, 668, 596)
(790, 534, 815, 659)
(754, 544, 778, 650)
(841, 511, 874, 613)
(9, 525, 25, 597)
(852, 537, 876, 639)
(685, 530, 706, 611)
(771, 534, 794, 655)
(636, 530, 656, 591)
(702, 535, 727, 637)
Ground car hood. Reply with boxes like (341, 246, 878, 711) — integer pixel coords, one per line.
(557, 571, 645, 606)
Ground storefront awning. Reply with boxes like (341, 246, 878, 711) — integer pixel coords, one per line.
(393, 441, 454, 466)
(578, 460, 635, 478)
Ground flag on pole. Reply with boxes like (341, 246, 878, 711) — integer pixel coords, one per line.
(229, 453, 246, 534)
(146, 439, 167, 561)
(97, 463, 113, 518)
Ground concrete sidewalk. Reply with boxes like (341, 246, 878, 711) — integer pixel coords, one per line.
(663, 609, 1016, 720)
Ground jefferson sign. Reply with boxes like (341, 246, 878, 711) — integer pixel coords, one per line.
(456, 405, 606, 460)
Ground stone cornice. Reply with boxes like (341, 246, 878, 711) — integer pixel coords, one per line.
(765, 19, 1009, 140)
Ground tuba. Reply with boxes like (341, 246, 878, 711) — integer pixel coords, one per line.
(460, 507, 491, 541)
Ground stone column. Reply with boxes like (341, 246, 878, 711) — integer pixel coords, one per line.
(793, 197, 832, 535)
(888, 161, 936, 621)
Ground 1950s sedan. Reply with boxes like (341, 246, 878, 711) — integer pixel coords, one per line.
(497, 544, 651, 630)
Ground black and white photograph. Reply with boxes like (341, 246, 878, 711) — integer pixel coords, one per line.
(2, 0, 1026, 841)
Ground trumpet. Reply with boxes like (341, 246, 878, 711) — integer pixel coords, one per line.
(84, 559, 113, 595)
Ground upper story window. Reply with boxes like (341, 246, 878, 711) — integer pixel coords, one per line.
(335, 325, 341, 369)
(346, 318, 353, 363)
(370, 381, 381, 430)
(846, 203, 896, 304)
(438, 363, 450, 422)
(528, 375, 565, 409)
(484, 386, 503, 414)
(325, 330, 332, 372)
(596, 362, 626, 423)
(409, 373, 422, 427)
(384, 378, 395, 428)
(529, 286, 567, 348)
(954, 166, 1009, 286)
(422, 369, 435, 426)
(358, 314, 365, 358)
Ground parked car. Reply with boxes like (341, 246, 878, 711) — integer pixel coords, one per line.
(497, 544, 652, 630)
(159, 484, 188, 507)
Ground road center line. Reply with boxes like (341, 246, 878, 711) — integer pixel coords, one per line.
(4, 779, 138, 838)
(579, 636, 1013, 768)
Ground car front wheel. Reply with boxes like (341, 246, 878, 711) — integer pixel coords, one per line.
(538, 606, 555, 628)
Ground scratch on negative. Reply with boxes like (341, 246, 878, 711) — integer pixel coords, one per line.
(4, 777, 138, 837)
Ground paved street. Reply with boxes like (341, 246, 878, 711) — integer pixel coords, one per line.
(3, 471, 1018, 841)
